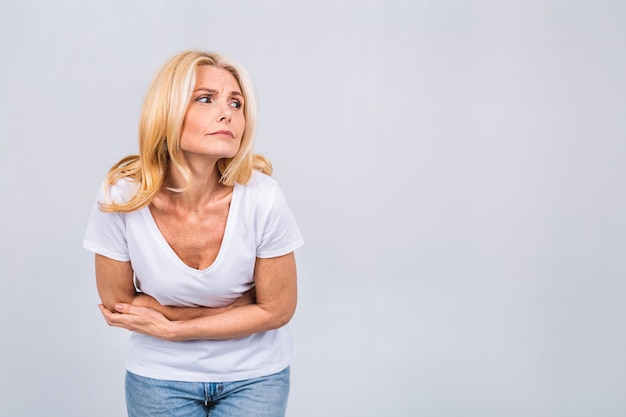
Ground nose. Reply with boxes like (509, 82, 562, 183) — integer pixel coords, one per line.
(218, 103, 232, 122)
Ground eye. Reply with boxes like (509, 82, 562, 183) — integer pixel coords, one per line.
(195, 95, 213, 103)
(230, 100, 242, 110)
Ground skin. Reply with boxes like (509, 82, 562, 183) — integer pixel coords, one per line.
(96, 65, 298, 341)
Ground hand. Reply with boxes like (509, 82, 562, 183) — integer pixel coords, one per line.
(98, 303, 179, 342)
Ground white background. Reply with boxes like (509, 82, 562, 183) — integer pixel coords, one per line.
(1, 1, 625, 416)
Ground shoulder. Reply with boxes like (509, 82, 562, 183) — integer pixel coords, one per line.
(100, 177, 140, 205)
(235, 171, 284, 216)
(238, 170, 279, 196)
(247, 170, 278, 187)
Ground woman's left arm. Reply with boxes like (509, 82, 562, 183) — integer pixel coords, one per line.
(99, 252, 298, 341)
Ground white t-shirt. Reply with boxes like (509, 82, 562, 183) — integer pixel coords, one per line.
(83, 171, 304, 382)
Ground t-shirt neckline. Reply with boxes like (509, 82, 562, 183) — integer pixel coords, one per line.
(140, 182, 241, 273)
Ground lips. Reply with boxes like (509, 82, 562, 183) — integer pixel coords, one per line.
(208, 130, 234, 138)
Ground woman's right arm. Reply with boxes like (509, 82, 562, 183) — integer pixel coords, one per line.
(95, 254, 253, 320)
(95, 254, 137, 312)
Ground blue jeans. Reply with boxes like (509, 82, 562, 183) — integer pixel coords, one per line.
(125, 367, 290, 417)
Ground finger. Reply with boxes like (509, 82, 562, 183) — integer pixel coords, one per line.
(98, 304, 113, 319)
(99, 304, 125, 321)
(114, 303, 133, 314)
(115, 303, 155, 317)
(99, 304, 133, 324)
(98, 304, 117, 326)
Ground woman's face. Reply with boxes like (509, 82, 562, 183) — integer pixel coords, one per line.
(179, 65, 245, 162)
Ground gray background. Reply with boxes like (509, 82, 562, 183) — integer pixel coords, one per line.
(1, 1, 625, 416)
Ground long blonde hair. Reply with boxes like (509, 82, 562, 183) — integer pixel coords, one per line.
(99, 50, 271, 213)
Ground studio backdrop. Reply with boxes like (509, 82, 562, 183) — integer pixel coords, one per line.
(1, 1, 625, 416)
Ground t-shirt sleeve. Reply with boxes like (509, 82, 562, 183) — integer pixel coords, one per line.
(256, 183, 304, 258)
(82, 183, 130, 262)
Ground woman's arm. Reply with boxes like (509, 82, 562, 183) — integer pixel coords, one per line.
(95, 254, 137, 312)
(99, 252, 298, 341)
(131, 291, 256, 320)
(95, 254, 254, 320)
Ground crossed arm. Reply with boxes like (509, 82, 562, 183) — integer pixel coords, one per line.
(95, 252, 297, 342)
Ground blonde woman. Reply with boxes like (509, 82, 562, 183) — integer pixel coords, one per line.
(83, 50, 303, 417)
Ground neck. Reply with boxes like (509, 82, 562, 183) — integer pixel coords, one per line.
(164, 158, 229, 208)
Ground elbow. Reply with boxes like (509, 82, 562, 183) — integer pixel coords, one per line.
(101, 300, 123, 313)
(272, 316, 291, 330)
(101, 301, 117, 312)
(100, 294, 137, 313)
(266, 305, 296, 330)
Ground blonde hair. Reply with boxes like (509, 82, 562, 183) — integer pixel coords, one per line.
(100, 50, 272, 213)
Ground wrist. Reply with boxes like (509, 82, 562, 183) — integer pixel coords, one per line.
(166, 320, 187, 342)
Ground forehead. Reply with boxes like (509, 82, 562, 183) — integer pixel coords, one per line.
(194, 65, 241, 92)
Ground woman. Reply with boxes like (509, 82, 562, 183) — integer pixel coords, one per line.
(83, 50, 304, 417)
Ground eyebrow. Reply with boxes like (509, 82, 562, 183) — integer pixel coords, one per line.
(193, 88, 244, 98)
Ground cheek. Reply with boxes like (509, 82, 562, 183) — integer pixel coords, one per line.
(179, 119, 203, 149)
(182, 115, 201, 134)
(181, 107, 207, 133)
(236, 116, 246, 138)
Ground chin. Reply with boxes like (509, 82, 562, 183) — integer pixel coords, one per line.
(219, 149, 240, 159)
(182, 147, 240, 161)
